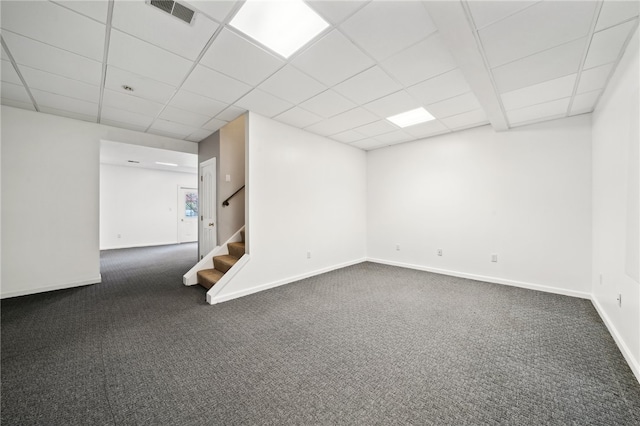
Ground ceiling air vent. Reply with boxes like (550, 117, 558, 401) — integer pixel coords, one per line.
(148, 0, 195, 25)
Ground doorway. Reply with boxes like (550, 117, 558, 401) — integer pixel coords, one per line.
(200, 157, 217, 259)
(178, 186, 198, 243)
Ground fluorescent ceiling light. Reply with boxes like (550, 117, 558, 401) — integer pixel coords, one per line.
(229, 0, 329, 58)
(387, 107, 436, 128)
(156, 161, 178, 167)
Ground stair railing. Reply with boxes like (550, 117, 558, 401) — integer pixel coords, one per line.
(222, 185, 245, 207)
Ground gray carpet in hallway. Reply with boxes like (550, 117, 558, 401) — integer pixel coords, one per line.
(2, 243, 639, 425)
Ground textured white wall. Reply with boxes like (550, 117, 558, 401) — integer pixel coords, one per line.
(212, 113, 367, 302)
(592, 27, 639, 378)
(367, 115, 592, 297)
(0, 106, 197, 298)
(100, 164, 197, 250)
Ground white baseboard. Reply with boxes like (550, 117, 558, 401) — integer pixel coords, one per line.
(209, 258, 367, 304)
(367, 258, 591, 299)
(591, 296, 640, 384)
(0, 275, 102, 299)
(101, 241, 183, 250)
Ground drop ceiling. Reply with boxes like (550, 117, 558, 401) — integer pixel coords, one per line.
(1, 0, 638, 151)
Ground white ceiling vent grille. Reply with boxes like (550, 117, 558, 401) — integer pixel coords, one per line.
(148, 0, 195, 25)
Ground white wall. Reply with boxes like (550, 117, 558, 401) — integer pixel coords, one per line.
(592, 27, 639, 379)
(211, 113, 367, 302)
(367, 115, 592, 297)
(1, 106, 197, 298)
(100, 164, 197, 249)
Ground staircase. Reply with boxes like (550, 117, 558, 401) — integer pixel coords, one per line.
(197, 230, 245, 290)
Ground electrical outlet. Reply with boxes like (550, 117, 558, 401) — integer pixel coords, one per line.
(491, 253, 498, 262)
(396, 244, 400, 251)
(437, 249, 443, 256)
(117, 234, 121, 239)
(307, 251, 311, 259)
(617, 294, 622, 307)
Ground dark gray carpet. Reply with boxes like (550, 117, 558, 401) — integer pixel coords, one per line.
(2, 243, 640, 425)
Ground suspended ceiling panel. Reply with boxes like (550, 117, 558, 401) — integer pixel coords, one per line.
(1, 0, 638, 151)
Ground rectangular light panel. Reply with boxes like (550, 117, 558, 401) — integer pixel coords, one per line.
(229, 0, 329, 58)
(387, 107, 435, 128)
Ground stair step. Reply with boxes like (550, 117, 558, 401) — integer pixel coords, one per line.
(197, 268, 224, 290)
(213, 255, 238, 273)
(228, 242, 245, 258)
(240, 229, 245, 243)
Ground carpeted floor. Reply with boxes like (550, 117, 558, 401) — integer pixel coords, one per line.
(2, 243, 639, 425)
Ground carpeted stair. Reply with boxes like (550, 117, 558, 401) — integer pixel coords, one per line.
(197, 230, 245, 290)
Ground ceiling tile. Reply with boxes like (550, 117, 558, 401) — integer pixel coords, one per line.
(159, 106, 211, 128)
(507, 97, 570, 126)
(186, 128, 214, 143)
(584, 20, 637, 69)
(103, 89, 164, 116)
(363, 90, 420, 118)
(0, 1, 105, 61)
(1, 97, 36, 111)
(149, 119, 200, 139)
(374, 130, 413, 144)
(112, 0, 219, 61)
(1, 81, 31, 103)
(216, 105, 246, 122)
(1, 60, 22, 85)
(501, 74, 577, 111)
(570, 90, 602, 114)
(306, 107, 377, 136)
(467, 1, 538, 30)
(274, 107, 323, 128)
(105, 66, 176, 104)
(353, 120, 397, 137)
(407, 69, 471, 105)
(479, 1, 596, 68)
(596, 0, 639, 31)
(299, 90, 357, 118)
(577, 63, 614, 94)
(331, 130, 366, 143)
(169, 90, 227, 117)
(403, 120, 449, 138)
(100, 118, 148, 133)
(440, 109, 489, 130)
(39, 106, 97, 123)
(350, 138, 387, 150)
(306, 1, 368, 25)
(182, 65, 251, 104)
(292, 30, 375, 86)
(333, 66, 402, 104)
(200, 29, 284, 85)
(52, 0, 109, 23)
(108, 29, 193, 86)
(492, 38, 586, 93)
(20, 65, 100, 104)
(100, 106, 155, 128)
(340, 1, 437, 60)
(1, 32, 102, 85)
(426, 92, 482, 118)
(186, 0, 238, 23)
(202, 118, 228, 131)
(259, 65, 326, 104)
(31, 88, 99, 116)
(381, 34, 457, 87)
(234, 89, 293, 118)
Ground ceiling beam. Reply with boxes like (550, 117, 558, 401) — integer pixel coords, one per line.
(423, 1, 509, 131)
